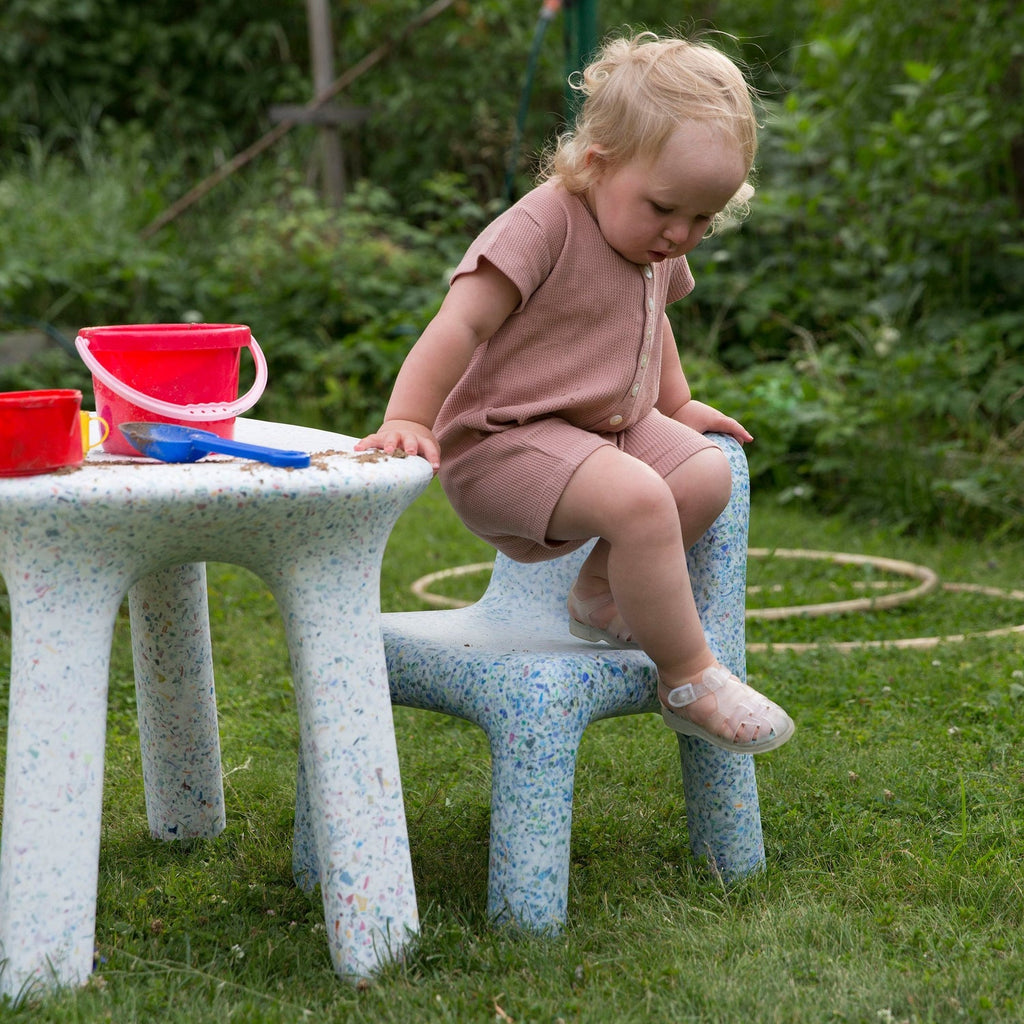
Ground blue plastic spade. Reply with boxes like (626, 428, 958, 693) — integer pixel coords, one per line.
(119, 422, 311, 468)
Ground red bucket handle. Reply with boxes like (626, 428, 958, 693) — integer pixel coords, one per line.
(75, 332, 268, 421)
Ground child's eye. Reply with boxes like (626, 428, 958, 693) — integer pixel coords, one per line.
(651, 202, 673, 215)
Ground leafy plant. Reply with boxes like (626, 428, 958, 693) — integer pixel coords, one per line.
(0, 0, 307, 171)
(194, 174, 494, 432)
(2, 0, 1021, 536)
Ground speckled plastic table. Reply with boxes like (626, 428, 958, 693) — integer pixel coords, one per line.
(0, 419, 431, 997)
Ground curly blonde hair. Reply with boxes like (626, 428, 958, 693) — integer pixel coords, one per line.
(545, 32, 758, 226)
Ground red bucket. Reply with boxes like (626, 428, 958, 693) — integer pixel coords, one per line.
(0, 389, 84, 476)
(76, 323, 267, 455)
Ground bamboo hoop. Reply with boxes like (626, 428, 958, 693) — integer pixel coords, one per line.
(411, 562, 494, 608)
(746, 583, 1024, 653)
(406, 552, 1024, 651)
(745, 548, 939, 619)
(409, 549, 939, 617)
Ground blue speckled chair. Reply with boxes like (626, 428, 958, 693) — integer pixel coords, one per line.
(380, 434, 764, 930)
(305, 434, 764, 932)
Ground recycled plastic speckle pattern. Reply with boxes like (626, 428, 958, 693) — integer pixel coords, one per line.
(369, 433, 764, 930)
(0, 420, 431, 996)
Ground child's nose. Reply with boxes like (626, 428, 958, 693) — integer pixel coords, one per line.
(663, 220, 691, 246)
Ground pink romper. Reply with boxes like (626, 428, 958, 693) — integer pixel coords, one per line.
(434, 179, 717, 562)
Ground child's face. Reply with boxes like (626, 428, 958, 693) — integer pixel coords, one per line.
(585, 122, 748, 267)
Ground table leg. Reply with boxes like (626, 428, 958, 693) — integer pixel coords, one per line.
(291, 748, 318, 893)
(129, 564, 226, 841)
(272, 570, 418, 979)
(0, 584, 122, 996)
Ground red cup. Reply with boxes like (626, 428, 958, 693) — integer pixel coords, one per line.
(0, 389, 86, 476)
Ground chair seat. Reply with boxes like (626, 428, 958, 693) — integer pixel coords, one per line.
(384, 602, 660, 725)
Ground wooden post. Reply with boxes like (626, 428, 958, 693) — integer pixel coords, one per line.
(140, 0, 457, 238)
(306, 0, 345, 203)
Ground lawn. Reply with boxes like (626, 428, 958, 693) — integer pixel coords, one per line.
(1, 481, 1022, 1022)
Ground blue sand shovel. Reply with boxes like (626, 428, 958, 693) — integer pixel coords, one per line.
(119, 422, 311, 468)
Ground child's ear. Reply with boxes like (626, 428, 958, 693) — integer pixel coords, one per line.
(584, 145, 608, 169)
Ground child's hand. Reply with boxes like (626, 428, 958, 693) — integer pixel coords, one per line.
(355, 420, 442, 471)
(674, 400, 753, 444)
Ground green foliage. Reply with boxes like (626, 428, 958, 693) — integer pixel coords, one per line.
(1, 0, 1021, 536)
(676, 0, 1024, 536)
(694, 309, 1024, 536)
(698, 0, 1023, 363)
(0, 0, 307, 170)
(0, 130, 178, 325)
(0, 0, 813, 197)
(0, 142, 495, 436)
(336, 0, 813, 200)
(192, 173, 497, 432)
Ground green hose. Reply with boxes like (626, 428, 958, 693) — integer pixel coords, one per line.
(504, 0, 561, 207)
(0, 312, 77, 357)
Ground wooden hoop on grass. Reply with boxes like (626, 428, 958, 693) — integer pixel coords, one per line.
(407, 552, 1024, 651)
(410, 549, 940, 619)
(745, 548, 939, 620)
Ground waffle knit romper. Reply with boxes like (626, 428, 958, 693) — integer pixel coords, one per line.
(434, 178, 717, 563)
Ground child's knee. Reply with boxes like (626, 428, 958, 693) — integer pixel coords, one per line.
(702, 446, 734, 515)
(673, 446, 733, 524)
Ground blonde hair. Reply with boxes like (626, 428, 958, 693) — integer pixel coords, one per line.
(545, 32, 758, 226)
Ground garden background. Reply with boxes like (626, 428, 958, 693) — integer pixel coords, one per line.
(1, 1, 1023, 1021)
(1, 0, 1021, 537)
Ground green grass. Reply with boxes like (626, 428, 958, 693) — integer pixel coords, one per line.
(2, 482, 1024, 1022)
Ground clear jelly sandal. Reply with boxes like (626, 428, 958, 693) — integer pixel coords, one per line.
(567, 586, 640, 649)
(660, 664, 795, 754)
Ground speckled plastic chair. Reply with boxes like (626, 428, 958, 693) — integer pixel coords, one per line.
(380, 433, 764, 931)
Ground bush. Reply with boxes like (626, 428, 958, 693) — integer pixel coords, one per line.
(0, 0, 307, 171)
(0, 130, 178, 326)
(0, 142, 496, 436)
(189, 174, 498, 431)
(1, 0, 1021, 536)
(695, 312, 1024, 536)
(673, 0, 1024, 536)
(695, 0, 1023, 359)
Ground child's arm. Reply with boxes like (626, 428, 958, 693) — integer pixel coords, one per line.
(655, 314, 753, 443)
(356, 260, 521, 470)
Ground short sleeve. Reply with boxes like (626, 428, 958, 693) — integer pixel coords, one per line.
(450, 189, 570, 313)
(667, 256, 696, 303)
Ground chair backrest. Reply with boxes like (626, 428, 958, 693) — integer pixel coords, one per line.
(475, 539, 597, 622)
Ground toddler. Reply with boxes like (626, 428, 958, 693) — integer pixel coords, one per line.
(357, 32, 794, 754)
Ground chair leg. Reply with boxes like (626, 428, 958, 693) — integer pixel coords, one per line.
(688, 432, 750, 680)
(677, 738, 764, 880)
(680, 432, 765, 879)
(484, 719, 584, 932)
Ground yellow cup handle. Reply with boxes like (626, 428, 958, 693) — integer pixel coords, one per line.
(81, 412, 110, 452)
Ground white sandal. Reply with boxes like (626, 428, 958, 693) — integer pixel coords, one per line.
(567, 586, 640, 649)
(660, 664, 795, 754)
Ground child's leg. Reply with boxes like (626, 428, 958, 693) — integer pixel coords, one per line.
(551, 446, 792, 751)
(551, 446, 718, 679)
(570, 446, 731, 641)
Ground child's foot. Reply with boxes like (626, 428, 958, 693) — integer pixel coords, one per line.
(659, 664, 794, 753)
(568, 586, 640, 649)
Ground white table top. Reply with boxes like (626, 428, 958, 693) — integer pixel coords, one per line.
(0, 418, 430, 499)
